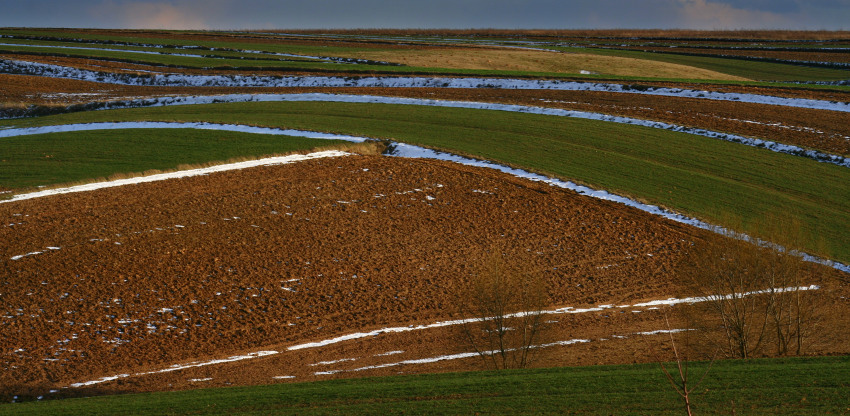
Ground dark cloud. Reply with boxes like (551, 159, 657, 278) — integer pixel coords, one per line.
(0, 0, 846, 30)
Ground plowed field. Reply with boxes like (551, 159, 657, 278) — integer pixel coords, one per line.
(2, 154, 848, 400)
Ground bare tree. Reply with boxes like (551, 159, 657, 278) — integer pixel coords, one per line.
(653, 314, 716, 416)
(457, 253, 549, 370)
(758, 219, 823, 356)
(683, 237, 771, 359)
(681, 227, 822, 358)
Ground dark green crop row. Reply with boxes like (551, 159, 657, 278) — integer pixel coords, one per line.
(2, 356, 847, 415)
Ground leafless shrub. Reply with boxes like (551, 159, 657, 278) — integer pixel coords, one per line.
(680, 218, 824, 358)
(457, 252, 549, 370)
(652, 313, 716, 416)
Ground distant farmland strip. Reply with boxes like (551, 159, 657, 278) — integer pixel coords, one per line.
(2, 59, 849, 112)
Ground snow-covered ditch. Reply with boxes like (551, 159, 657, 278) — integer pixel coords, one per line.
(2, 58, 849, 112)
(2, 94, 847, 167)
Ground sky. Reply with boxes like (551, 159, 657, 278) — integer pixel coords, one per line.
(1, 0, 848, 30)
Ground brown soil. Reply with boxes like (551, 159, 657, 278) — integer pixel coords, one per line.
(2, 154, 848, 400)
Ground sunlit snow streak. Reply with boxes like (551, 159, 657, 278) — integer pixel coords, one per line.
(288, 285, 821, 351)
(1, 150, 352, 204)
(64, 286, 815, 388)
(315, 330, 693, 375)
(68, 351, 278, 388)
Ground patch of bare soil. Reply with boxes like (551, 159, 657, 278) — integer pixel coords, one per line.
(2, 155, 848, 400)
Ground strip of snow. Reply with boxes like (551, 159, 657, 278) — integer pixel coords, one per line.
(69, 374, 131, 388)
(289, 285, 820, 352)
(309, 357, 358, 366)
(630, 285, 821, 308)
(2, 59, 848, 112)
(47, 282, 815, 388)
(4, 94, 844, 167)
(2, 149, 352, 204)
(376, 350, 404, 357)
(68, 350, 278, 388)
(10, 251, 43, 260)
(316, 330, 691, 375)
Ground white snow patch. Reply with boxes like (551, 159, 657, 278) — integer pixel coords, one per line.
(375, 350, 404, 357)
(309, 357, 358, 366)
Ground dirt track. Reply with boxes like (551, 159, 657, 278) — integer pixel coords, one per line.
(2, 154, 848, 400)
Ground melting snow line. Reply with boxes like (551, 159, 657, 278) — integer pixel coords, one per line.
(3, 94, 845, 167)
(63, 287, 811, 388)
(2, 59, 849, 112)
(1, 150, 352, 204)
(315, 329, 692, 375)
(288, 285, 820, 352)
(68, 351, 278, 388)
(9, 246, 61, 261)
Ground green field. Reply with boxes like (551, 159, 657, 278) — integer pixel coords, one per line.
(1, 356, 847, 415)
(0, 128, 347, 190)
(2, 101, 848, 263)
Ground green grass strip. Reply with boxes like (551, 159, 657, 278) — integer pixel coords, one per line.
(0, 128, 346, 190)
(1, 356, 847, 415)
(2, 101, 848, 262)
